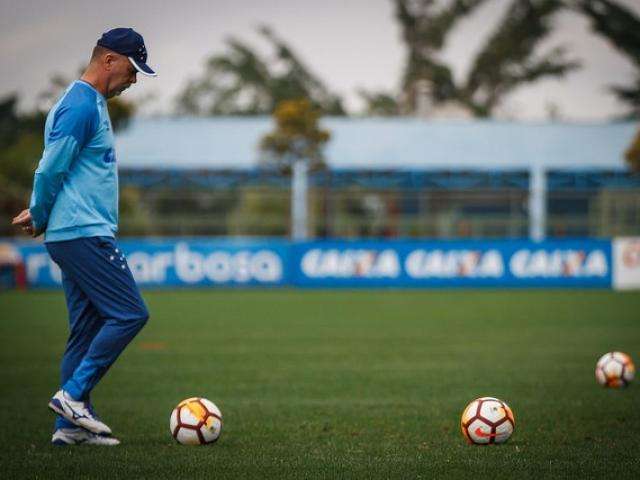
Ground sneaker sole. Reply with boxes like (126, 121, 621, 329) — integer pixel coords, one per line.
(52, 432, 121, 446)
(52, 438, 73, 446)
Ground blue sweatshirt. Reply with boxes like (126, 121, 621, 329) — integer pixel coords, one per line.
(29, 80, 118, 242)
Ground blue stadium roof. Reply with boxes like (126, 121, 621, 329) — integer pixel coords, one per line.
(114, 117, 637, 170)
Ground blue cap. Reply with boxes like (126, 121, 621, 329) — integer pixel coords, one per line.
(97, 28, 156, 77)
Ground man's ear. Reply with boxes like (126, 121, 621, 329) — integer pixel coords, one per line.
(103, 52, 116, 71)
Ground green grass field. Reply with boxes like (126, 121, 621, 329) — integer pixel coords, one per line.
(1, 289, 639, 479)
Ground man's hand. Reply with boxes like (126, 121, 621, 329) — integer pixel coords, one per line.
(12, 209, 41, 237)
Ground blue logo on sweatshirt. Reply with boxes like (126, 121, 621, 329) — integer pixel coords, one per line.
(103, 149, 116, 163)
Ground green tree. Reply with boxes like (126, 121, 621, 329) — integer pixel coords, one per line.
(357, 89, 401, 116)
(571, 0, 640, 118)
(175, 26, 345, 116)
(259, 27, 344, 115)
(461, 0, 580, 116)
(387, 0, 579, 117)
(0, 95, 21, 148)
(259, 99, 331, 172)
(395, 0, 486, 109)
(0, 95, 44, 233)
(625, 128, 640, 171)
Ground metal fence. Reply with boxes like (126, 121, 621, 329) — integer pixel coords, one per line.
(118, 187, 530, 238)
(3, 169, 638, 239)
(113, 169, 640, 239)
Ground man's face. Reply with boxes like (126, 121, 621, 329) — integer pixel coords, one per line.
(105, 53, 137, 98)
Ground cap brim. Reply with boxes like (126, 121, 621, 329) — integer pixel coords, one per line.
(128, 57, 157, 77)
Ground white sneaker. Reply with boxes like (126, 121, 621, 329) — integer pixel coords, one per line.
(51, 428, 120, 446)
(48, 390, 112, 435)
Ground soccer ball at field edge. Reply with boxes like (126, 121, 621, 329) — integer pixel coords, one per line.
(460, 397, 515, 445)
(595, 352, 635, 388)
(170, 397, 222, 445)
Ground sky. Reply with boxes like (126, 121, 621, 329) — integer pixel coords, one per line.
(0, 0, 638, 121)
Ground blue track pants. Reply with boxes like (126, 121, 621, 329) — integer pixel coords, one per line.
(46, 236, 149, 430)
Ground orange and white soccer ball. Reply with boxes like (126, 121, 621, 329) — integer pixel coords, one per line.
(460, 397, 515, 445)
(170, 397, 222, 445)
(595, 352, 635, 388)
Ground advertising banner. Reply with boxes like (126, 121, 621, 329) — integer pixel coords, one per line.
(11, 238, 613, 289)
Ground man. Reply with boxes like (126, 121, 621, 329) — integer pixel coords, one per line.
(12, 28, 156, 446)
